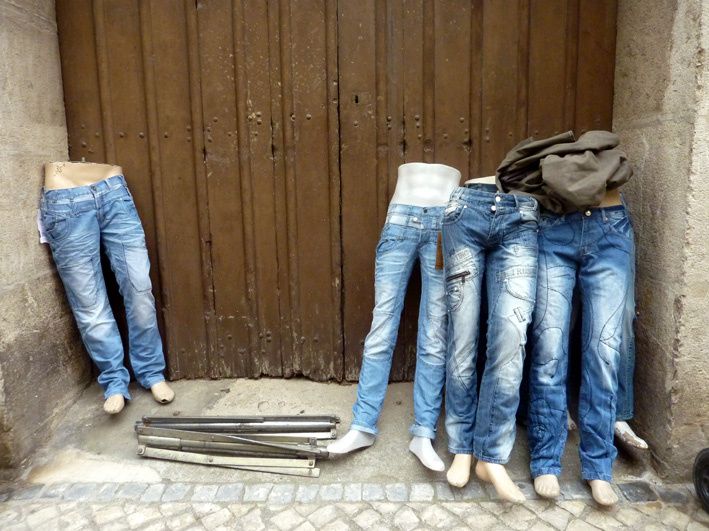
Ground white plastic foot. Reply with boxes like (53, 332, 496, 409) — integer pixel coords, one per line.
(475, 461, 526, 503)
(104, 394, 125, 415)
(614, 421, 648, 449)
(446, 454, 473, 487)
(409, 436, 445, 471)
(327, 429, 375, 455)
(534, 474, 560, 499)
(151, 381, 175, 404)
(589, 479, 619, 506)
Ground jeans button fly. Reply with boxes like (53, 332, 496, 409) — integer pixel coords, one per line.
(495, 196, 501, 202)
(491, 205, 497, 212)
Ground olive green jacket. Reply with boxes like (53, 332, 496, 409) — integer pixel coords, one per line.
(496, 130, 633, 214)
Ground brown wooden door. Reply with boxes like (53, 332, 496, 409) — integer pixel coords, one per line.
(56, 0, 616, 381)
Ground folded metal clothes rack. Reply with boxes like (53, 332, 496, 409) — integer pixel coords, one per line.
(135, 415, 339, 477)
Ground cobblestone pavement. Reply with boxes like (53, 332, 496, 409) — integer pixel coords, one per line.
(0, 480, 706, 530)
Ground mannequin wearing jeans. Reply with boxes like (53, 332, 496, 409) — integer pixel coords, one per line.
(443, 177, 540, 502)
(42, 162, 174, 415)
(528, 188, 632, 506)
(328, 163, 460, 471)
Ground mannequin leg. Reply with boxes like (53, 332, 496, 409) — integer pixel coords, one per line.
(441, 228, 485, 487)
(408, 237, 447, 471)
(471, 239, 537, 503)
(576, 211, 634, 505)
(329, 220, 417, 454)
(527, 239, 576, 498)
(101, 187, 170, 401)
(41, 203, 131, 404)
(615, 252, 647, 449)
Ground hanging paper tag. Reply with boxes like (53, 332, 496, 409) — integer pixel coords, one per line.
(435, 232, 444, 269)
(37, 209, 49, 244)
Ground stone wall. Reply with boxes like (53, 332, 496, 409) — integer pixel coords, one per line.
(0, 0, 90, 471)
(614, 0, 709, 480)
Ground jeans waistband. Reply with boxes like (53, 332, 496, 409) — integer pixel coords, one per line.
(386, 203, 444, 230)
(452, 184, 537, 208)
(541, 204, 627, 222)
(41, 175, 128, 205)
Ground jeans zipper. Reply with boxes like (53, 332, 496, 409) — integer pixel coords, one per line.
(446, 271, 471, 283)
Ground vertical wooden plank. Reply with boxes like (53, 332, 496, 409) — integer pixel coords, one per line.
(56, 0, 105, 163)
(339, 0, 378, 381)
(402, 0, 425, 162)
(563, 0, 579, 132)
(276, 0, 304, 376)
(575, 0, 617, 132)
(99, 0, 165, 351)
(140, 0, 209, 377)
(184, 0, 217, 376)
(267, 0, 295, 378)
(196, 0, 251, 377)
(238, 0, 285, 377)
(433, 0, 473, 174)
(288, 0, 341, 380)
(527, 0, 569, 137)
(325, 0, 344, 381)
(92, 0, 116, 163)
(480, 0, 528, 174)
(468, 0, 484, 177)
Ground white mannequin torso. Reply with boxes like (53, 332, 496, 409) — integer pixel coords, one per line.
(390, 163, 461, 207)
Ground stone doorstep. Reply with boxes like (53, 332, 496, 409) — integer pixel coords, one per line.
(0, 480, 696, 506)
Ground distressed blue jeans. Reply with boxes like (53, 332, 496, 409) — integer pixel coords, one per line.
(617, 234, 637, 421)
(40, 175, 166, 400)
(442, 184, 539, 461)
(352, 204, 447, 439)
(527, 205, 634, 482)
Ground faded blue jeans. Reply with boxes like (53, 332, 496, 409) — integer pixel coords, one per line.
(442, 184, 539, 461)
(40, 175, 166, 400)
(351, 204, 447, 440)
(527, 205, 634, 482)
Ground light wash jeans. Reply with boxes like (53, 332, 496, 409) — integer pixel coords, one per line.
(527, 205, 634, 482)
(40, 175, 166, 399)
(351, 204, 447, 440)
(442, 184, 539, 462)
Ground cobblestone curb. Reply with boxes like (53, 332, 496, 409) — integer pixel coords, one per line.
(0, 480, 696, 506)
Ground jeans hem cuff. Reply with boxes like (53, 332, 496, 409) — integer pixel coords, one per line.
(351, 424, 378, 436)
(141, 376, 166, 389)
(531, 468, 561, 478)
(473, 454, 509, 465)
(409, 425, 436, 439)
(582, 472, 613, 482)
(448, 447, 474, 454)
(104, 390, 131, 401)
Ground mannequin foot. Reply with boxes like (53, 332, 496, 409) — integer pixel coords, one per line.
(327, 429, 375, 455)
(409, 437, 445, 471)
(104, 394, 125, 415)
(475, 461, 526, 503)
(589, 479, 619, 506)
(614, 421, 648, 449)
(446, 454, 473, 487)
(567, 410, 577, 431)
(151, 381, 175, 404)
(534, 474, 561, 499)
